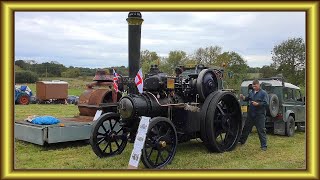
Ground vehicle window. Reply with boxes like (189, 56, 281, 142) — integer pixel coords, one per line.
(283, 88, 288, 99)
(288, 89, 294, 100)
(283, 88, 294, 100)
(295, 89, 302, 101)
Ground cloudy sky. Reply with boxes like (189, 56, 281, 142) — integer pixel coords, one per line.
(15, 12, 305, 68)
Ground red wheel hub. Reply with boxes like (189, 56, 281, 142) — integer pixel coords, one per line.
(19, 95, 29, 105)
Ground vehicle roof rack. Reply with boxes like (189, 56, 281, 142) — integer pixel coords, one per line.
(243, 77, 284, 82)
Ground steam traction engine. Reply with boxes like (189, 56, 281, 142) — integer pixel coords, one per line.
(89, 12, 242, 168)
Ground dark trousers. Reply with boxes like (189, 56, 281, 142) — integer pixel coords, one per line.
(239, 113, 267, 148)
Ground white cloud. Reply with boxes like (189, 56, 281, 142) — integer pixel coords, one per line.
(14, 12, 305, 68)
(243, 54, 273, 67)
(15, 15, 127, 44)
(190, 12, 256, 27)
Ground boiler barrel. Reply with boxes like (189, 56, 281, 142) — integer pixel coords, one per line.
(118, 94, 168, 120)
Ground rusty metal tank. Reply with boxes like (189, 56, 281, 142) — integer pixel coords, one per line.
(77, 69, 121, 116)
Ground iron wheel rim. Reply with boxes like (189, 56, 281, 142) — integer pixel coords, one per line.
(90, 113, 127, 157)
(206, 91, 242, 152)
(142, 118, 177, 169)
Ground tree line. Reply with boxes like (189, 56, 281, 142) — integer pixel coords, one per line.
(140, 47, 248, 90)
(15, 60, 128, 83)
(15, 37, 305, 90)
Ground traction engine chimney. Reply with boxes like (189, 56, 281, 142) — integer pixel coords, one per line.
(126, 12, 144, 94)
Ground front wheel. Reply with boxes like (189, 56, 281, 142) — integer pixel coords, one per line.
(141, 117, 177, 169)
(90, 112, 128, 158)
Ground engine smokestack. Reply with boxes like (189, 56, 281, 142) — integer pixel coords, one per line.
(126, 12, 143, 94)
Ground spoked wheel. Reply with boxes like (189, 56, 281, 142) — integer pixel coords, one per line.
(18, 94, 30, 105)
(141, 117, 177, 169)
(203, 91, 242, 152)
(90, 112, 128, 158)
(200, 91, 220, 142)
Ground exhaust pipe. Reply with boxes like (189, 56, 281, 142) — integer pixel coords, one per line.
(126, 12, 144, 94)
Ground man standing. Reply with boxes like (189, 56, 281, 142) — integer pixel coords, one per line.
(239, 79, 269, 151)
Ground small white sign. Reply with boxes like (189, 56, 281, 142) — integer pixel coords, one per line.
(128, 116, 150, 169)
(93, 110, 103, 121)
(128, 147, 142, 168)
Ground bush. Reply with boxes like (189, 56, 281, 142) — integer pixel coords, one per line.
(61, 68, 80, 78)
(15, 71, 38, 83)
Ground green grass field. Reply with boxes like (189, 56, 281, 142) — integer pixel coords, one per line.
(15, 104, 306, 169)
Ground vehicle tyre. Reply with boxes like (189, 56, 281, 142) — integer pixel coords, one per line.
(17, 93, 30, 105)
(296, 122, 305, 132)
(286, 116, 295, 137)
(266, 127, 274, 134)
(141, 117, 177, 169)
(267, 93, 279, 117)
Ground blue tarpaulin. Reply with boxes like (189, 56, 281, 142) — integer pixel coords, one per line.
(31, 116, 60, 125)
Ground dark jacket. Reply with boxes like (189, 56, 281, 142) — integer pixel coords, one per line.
(244, 89, 269, 116)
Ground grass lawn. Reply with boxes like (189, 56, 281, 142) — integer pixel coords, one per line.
(14, 104, 306, 169)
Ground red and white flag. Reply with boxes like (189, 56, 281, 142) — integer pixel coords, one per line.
(113, 69, 119, 92)
(135, 68, 143, 94)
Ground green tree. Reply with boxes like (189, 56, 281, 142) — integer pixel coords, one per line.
(15, 65, 23, 72)
(140, 50, 159, 66)
(15, 60, 29, 69)
(61, 68, 81, 78)
(78, 67, 97, 76)
(162, 50, 189, 75)
(33, 62, 66, 77)
(15, 70, 38, 83)
(260, 65, 278, 78)
(15, 60, 36, 71)
(140, 50, 160, 74)
(216, 51, 248, 90)
(247, 67, 261, 73)
(271, 37, 305, 85)
(194, 46, 222, 65)
(113, 66, 128, 76)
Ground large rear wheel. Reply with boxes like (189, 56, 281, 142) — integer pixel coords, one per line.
(200, 91, 220, 142)
(202, 91, 242, 152)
